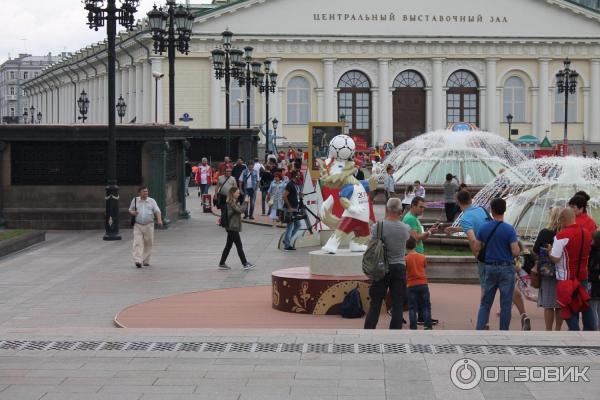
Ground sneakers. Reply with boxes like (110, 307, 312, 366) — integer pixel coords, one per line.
(243, 262, 256, 270)
(521, 314, 531, 331)
(135, 262, 142, 268)
(283, 246, 296, 251)
(218, 263, 231, 270)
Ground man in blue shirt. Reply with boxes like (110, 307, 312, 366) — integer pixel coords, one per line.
(474, 198, 520, 330)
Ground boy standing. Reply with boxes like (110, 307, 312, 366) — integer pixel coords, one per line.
(405, 237, 432, 330)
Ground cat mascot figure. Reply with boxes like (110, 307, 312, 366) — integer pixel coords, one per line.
(317, 135, 379, 254)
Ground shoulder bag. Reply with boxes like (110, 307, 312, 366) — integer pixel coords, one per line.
(362, 221, 388, 281)
(477, 221, 502, 264)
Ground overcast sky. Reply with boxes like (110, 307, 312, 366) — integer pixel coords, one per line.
(0, 1, 211, 65)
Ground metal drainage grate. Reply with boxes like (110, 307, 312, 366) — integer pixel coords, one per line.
(0, 340, 598, 357)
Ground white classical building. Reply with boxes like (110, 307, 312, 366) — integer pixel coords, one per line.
(22, 0, 600, 149)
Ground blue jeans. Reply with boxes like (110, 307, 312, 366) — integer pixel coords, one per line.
(261, 188, 269, 214)
(408, 284, 432, 329)
(245, 188, 256, 217)
(565, 280, 596, 331)
(199, 183, 209, 195)
(476, 264, 515, 330)
(283, 219, 301, 248)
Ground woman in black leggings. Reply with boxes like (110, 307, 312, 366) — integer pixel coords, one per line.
(219, 187, 255, 271)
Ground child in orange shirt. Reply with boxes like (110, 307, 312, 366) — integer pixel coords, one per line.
(405, 237, 432, 330)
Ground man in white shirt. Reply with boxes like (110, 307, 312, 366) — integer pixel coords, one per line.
(129, 186, 163, 268)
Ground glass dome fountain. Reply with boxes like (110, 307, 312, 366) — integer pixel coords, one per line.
(386, 130, 528, 186)
(469, 156, 600, 240)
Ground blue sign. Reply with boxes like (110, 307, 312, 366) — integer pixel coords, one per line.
(451, 122, 472, 132)
(179, 113, 193, 122)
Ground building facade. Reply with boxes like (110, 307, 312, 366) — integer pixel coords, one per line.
(0, 53, 65, 123)
(21, 0, 600, 149)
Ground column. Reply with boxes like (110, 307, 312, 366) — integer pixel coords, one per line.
(323, 59, 336, 121)
(378, 59, 391, 145)
(371, 90, 379, 145)
(538, 58, 551, 136)
(90, 78, 96, 123)
(486, 58, 498, 133)
(135, 62, 143, 123)
(531, 88, 539, 137)
(210, 59, 222, 128)
(425, 88, 433, 131)
(142, 61, 151, 123)
(150, 57, 164, 123)
(128, 65, 135, 123)
(432, 58, 444, 130)
(100, 74, 107, 124)
(583, 87, 590, 143)
(480, 88, 487, 132)
(590, 59, 600, 143)
(316, 89, 324, 121)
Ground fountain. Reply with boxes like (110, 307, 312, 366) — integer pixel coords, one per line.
(468, 156, 600, 240)
(386, 130, 527, 186)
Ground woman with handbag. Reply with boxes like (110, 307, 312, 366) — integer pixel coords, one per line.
(532, 207, 562, 331)
(218, 187, 255, 271)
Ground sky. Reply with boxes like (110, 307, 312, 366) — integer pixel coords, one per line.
(0, 1, 211, 65)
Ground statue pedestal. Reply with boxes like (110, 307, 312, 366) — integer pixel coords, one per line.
(309, 249, 364, 276)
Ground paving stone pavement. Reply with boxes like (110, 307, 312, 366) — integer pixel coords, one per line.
(0, 196, 599, 399)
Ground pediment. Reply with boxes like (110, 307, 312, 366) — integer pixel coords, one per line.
(193, 0, 600, 39)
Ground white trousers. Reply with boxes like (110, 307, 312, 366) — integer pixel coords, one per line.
(132, 223, 154, 264)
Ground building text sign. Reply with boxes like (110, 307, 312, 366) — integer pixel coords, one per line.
(313, 13, 509, 24)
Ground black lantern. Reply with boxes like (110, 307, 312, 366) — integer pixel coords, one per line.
(83, 0, 139, 241)
(29, 105, 35, 124)
(116, 95, 127, 123)
(556, 58, 579, 151)
(272, 117, 279, 153)
(506, 113, 513, 142)
(77, 90, 90, 123)
(37, 111, 42, 123)
(257, 60, 277, 153)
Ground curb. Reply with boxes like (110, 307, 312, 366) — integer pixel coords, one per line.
(0, 230, 46, 258)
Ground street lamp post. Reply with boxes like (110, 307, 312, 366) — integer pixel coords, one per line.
(83, 0, 139, 241)
(234, 46, 260, 128)
(22, 110, 28, 124)
(36, 112, 42, 124)
(29, 105, 35, 124)
(258, 60, 277, 154)
(556, 58, 579, 153)
(236, 98, 244, 127)
(211, 29, 244, 156)
(272, 117, 279, 153)
(77, 90, 90, 123)
(506, 113, 513, 142)
(116, 95, 127, 124)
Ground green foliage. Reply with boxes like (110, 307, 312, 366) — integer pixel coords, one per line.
(0, 230, 29, 241)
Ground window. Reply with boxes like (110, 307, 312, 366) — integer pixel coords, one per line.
(503, 76, 526, 122)
(10, 108, 14, 116)
(393, 70, 425, 88)
(337, 70, 372, 146)
(9, 87, 14, 95)
(9, 71, 14, 80)
(446, 70, 479, 126)
(23, 72, 28, 79)
(287, 77, 310, 124)
(229, 85, 255, 127)
(555, 87, 577, 123)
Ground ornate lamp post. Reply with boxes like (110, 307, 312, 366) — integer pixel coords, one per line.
(506, 113, 513, 142)
(36, 111, 42, 124)
(116, 95, 127, 123)
(211, 29, 244, 156)
(234, 46, 260, 128)
(556, 58, 579, 152)
(22, 110, 28, 124)
(83, 0, 139, 241)
(77, 90, 90, 123)
(29, 105, 35, 124)
(258, 60, 277, 153)
(147, 1, 193, 125)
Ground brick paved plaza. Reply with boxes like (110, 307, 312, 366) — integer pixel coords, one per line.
(0, 197, 599, 400)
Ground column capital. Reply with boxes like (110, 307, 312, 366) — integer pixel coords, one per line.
(377, 58, 392, 63)
(538, 58, 552, 63)
(431, 57, 445, 63)
(591, 59, 600, 65)
(323, 58, 337, 63)
(267, 57, 282, 62)
(485, 57, 500, 63)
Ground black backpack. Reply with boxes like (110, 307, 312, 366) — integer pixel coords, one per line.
(341, 288, 365, 318)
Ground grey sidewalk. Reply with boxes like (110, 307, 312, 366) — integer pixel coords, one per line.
(0, 196, 599, 400)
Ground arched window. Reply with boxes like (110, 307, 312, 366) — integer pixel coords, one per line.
(555, 85, 577, 123)
(503, 76, 526, 122)
(229, 85, 255, 127)
(393, 70, 425, 88)
(447, 70, 479, 126)
(338, 71, 372, 145)
(286, 76, 310, 125)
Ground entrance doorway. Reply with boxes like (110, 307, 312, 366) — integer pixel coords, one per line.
(392, 70, 426, 146)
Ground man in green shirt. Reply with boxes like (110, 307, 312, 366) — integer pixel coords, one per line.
(402, 196, 439, 254)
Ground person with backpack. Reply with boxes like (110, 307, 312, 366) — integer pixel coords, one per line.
(364, 198, 411, 330)
(474, 198, 520, 330)
(218, 187, 255, 271)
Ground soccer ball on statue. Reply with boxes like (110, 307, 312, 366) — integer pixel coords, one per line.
(328, 134, 356, 161)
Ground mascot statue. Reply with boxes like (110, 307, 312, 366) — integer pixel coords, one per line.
(318, 135, 378, 254)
